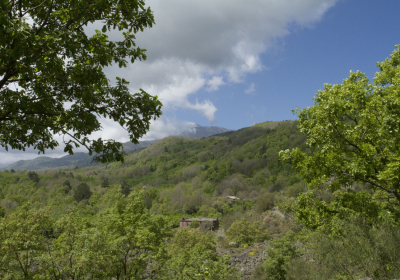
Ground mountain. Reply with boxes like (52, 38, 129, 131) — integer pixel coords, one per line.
(180, 125, 232, 138)
(5, 152, 99, 171)
(3, 126, 231, 171)
(4, 141, 157, 171)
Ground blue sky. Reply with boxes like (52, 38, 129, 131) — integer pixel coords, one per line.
(2, 0, 400, 167)
(176, 0, 400, 130)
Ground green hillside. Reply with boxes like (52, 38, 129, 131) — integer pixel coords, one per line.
(2, 120, 397, 279)
(4, 140, 157, 171)
(0, 121, 307, 277)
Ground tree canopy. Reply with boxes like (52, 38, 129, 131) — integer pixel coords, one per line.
(0, 0, 162, 163)
(280, 44, 400, 229)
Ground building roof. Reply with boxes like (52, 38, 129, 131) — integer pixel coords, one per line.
(180, 217, 218, 222)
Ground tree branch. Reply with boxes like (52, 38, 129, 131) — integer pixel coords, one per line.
(35, 0, 54, 35)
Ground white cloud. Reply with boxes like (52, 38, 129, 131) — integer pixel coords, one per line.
(207, 76, 225, 92)
(101, 0, 338, 134)
(245, 83, 256, 94)
(140, 118, 197, 141)
(2, 0, 339, 166)
(110, 0, 337, 114)
(185, 100, 217, 123)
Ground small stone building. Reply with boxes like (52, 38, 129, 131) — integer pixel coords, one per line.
(179, 217, 219, 230)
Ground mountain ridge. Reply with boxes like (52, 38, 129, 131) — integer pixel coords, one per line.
(3, 125, 232, 171)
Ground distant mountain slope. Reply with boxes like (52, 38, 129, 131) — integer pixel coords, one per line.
(5, 152, 99, 171)
(5, 140, 157, 171)
(3, 125, 231, 171)
(180, 125, 232, 138)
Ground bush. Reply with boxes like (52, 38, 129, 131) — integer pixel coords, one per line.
(189, 220, 199, 228)
(255, 193, 275, 213)
(263, 231, 300, 280)
(226, 219, 269, 246)
(285, 183, 306, 198)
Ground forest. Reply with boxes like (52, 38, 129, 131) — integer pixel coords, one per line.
(2, 117, 400, 279)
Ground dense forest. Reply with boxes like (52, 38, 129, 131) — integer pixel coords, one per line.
(2, 119, 399, 279)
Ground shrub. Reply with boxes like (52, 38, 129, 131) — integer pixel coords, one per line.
(285, 183, 306, 198)
(255, 193, 275, 213)
(263, 231, 300, 280)
(226, 219, 269, 246)
(189, 220, 199, 228)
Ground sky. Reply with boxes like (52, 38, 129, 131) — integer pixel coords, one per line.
(2, 0, 400, 167)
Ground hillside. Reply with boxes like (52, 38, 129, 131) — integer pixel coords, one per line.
(3, 124, 232, 171)
(0, 120, 309, 279)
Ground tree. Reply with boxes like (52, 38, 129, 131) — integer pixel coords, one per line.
(101, 178, 110, 188)
(0, 205, 52, 279)
(99, 191, 170, 279)
(279, 44, 400, 224)
(0, 0, 162, 163)
(73, 182, 92, 202)
(27, 170, 39, 183)
(226, 219, 269, 246)
(263, 231, 301, 280)
(62, 179, 72, 194)
(157, 228, 237, 280)
(120, 180, 131, 197)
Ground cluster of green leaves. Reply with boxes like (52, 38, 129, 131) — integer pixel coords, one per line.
(226, 219, 269, 246)
(157, 228, 237, 279)
(0, 190, 169, 279)
(271, 44, 400, 279)
(279, 45, 400, 226)
(0, 0, 162, 163)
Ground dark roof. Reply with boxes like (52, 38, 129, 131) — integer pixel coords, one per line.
(180, 217, 218, 222)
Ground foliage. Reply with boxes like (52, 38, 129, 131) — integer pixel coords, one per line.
(121, 180, 132, 197)
(0, 0, 162, 163)
(279, 45, 400, 223)
(280, 218, 400, 280)
(73, 182, 92, 202)
(0, 205, 52, 279)
(27, 171, 39, 183)
(0, 121, 309, 277)
(255, 192, 276, 213)
(0, 190, 170, 279)
(157, 228, 237, 279)
(97, 190, 170, 279)
(263, 231, 301, 280)
(226, 218, 269, 246)
(189, 219, 200, 228)
(101, 178, 110, 188)
(304, 218, 400, 280)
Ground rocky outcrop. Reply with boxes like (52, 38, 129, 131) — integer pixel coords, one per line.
(225, 241, 268, 279)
